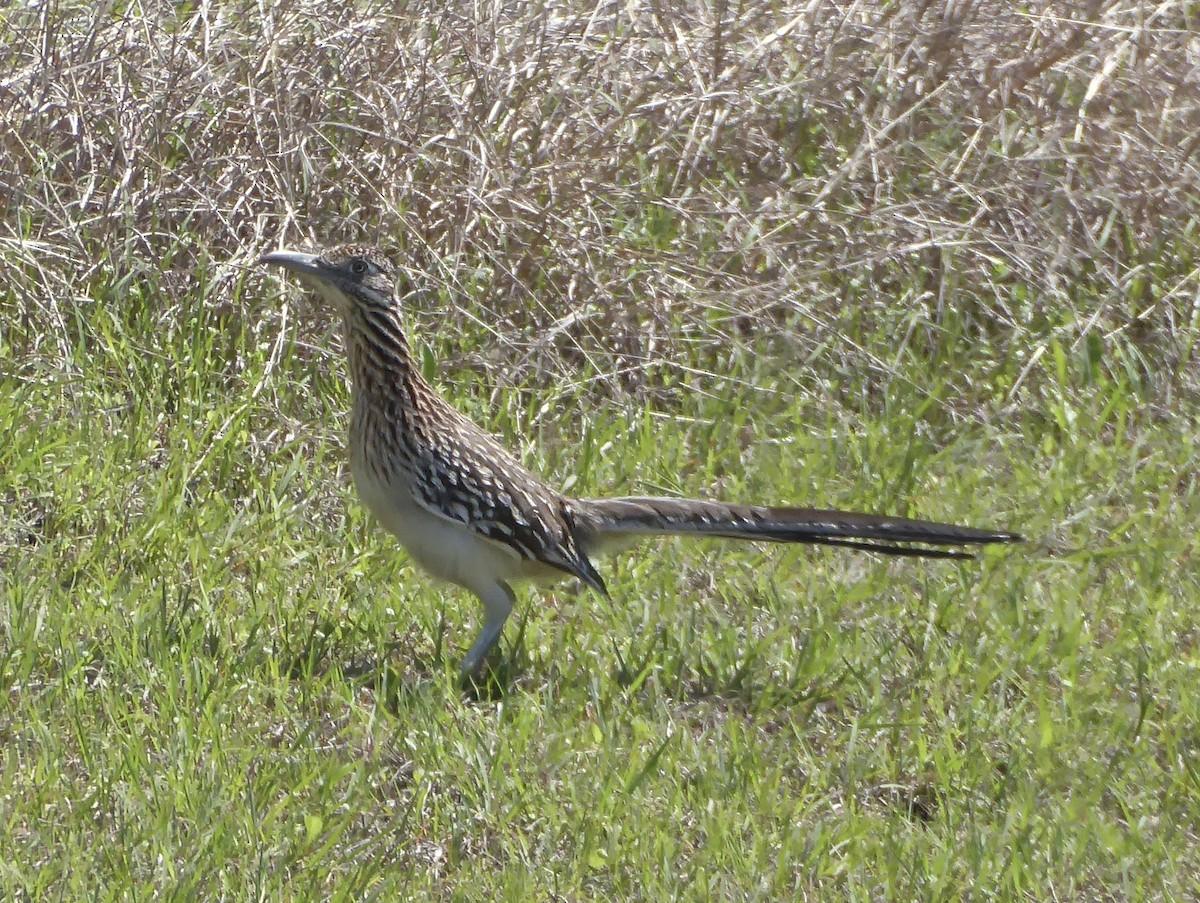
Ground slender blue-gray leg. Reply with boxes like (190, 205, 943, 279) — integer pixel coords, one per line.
(459, 581, 516, 676)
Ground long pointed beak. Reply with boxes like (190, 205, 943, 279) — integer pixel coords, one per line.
(257, 249, 324, 278)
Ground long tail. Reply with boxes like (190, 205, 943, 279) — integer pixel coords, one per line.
(574, 496, 1022, 560)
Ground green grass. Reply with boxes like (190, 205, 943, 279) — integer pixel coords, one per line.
(3, 1, 1200, 899)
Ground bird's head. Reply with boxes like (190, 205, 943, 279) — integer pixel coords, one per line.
(258, 244, 397, 316)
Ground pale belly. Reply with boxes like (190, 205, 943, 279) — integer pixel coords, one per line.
(350, 459, 539, 591)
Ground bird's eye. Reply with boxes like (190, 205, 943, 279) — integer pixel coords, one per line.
(349, 259, 368, 275)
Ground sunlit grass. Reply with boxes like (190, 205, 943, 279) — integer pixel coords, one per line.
(2, 1, 1199, 898)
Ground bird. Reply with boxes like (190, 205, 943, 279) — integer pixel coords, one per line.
(258, 243, 1022, 677)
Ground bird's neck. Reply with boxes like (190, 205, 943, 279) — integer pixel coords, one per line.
(343, 306, 432, 415)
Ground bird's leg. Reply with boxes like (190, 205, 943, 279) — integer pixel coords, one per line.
(459, 581, 516, 676)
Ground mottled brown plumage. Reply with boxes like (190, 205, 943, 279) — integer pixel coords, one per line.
(259, 244, 1022, 676)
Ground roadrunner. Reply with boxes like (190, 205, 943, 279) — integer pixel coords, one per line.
(260, 244, 1021, 676)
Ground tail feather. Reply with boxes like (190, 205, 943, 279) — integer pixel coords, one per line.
(575, 496, 1021, 559)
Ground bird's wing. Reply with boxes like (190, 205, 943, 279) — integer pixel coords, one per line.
(407, 418, 607, 594)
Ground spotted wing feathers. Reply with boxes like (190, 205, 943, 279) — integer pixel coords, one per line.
(407, 410, 608, 594)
